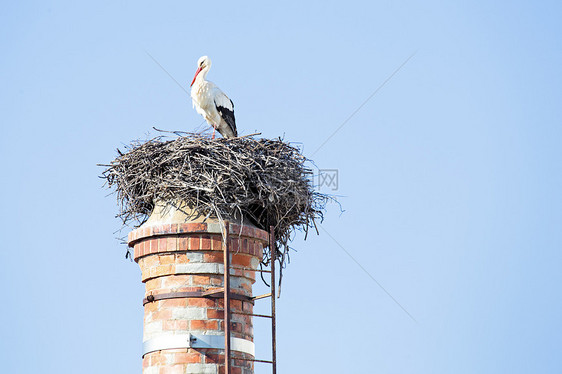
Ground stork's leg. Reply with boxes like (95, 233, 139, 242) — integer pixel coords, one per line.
(212, 126, 216, 140)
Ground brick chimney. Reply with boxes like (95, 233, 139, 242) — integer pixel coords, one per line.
(128, 203, 269, 374)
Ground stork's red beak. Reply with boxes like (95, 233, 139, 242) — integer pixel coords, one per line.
(190, 67, 202, 87)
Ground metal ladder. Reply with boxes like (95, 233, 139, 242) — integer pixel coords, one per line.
(222, 222, 277, 374)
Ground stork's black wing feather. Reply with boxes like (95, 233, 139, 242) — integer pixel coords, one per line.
(215, 96, 237, 137)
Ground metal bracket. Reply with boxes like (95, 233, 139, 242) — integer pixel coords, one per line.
(143, 290, 253, 306)
(142, 333, 255, 357)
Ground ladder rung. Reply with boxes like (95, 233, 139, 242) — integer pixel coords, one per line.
(252, 293, 272, 300)
(232, 311, 272, 318)
(219, 266, 272, 274)
(235, 357, 273, 364)
(201, 288, 224, 297)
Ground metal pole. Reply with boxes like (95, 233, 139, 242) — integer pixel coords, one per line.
(223, 221, 231, 374)
(270, 226, 277, 374)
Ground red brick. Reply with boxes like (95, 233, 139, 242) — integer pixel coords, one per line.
(149, 308, 172, 320)
(133, 248, 140, 260)
(256, 245, 264, 259)
(178, 237, 188, 251)
(134, 245, 143, 259)
(166, 237, 177, 251)
(189, 236, 200, 249)
(187, 223, 206, 232)
(201, 235, 211, 250)
(188, 298, 216, 308)
(205, 353, 224, 364)
(161, 275, 189, 288)
(159, 254, 175, 265)
(190, 319, 205, 330)
(159, 366, 184, 374)
(160, 299, 187, 308)
(145, 278, 161, 290)
(210, 275, 223, 286)
(146, 254, 160, 266)
(143, 226, 152, 238)
(141, 269, 151, 281)
(205, 320, 219, 330)
(146, 351, 167, 365)
(233, 268, 243, 277)
(250, 243, 258, 257)
(230, 300, 242, 311)
(211, 235, 223, 250)
(233, 358, 248, 368)
(134, 241, 143, 255)
(191, 320, 218, 330)
(232, 254, 251, 267)
(145, 302, 157, 313)
(158, 238, 167, 251)
(204, 252, 223, 263)
(192, 275, 211, 285)
(241, 301, 252, 312)
(207, 308, 224, 319)
(175, 253, 188, 263)
(172, 351, 201, 364)
(148, 239, 156, 254)
(154, 264, 173, 277)
(163, 319, 188, 330)
(152, 225, 165, 235)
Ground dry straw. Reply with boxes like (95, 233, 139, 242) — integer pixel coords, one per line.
(100, 132, 332, 272)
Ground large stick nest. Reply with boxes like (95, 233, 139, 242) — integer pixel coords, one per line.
(100, 133, 331, 270)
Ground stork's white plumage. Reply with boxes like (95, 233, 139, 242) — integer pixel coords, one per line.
(190, 56, 237, 139)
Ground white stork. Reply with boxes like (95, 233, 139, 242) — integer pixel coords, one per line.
(190, 56, 237, 139)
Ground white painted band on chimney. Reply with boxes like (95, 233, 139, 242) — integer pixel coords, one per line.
(142, 333, 255, 357)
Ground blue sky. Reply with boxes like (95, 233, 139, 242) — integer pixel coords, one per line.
(1, 1, 561, 373)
